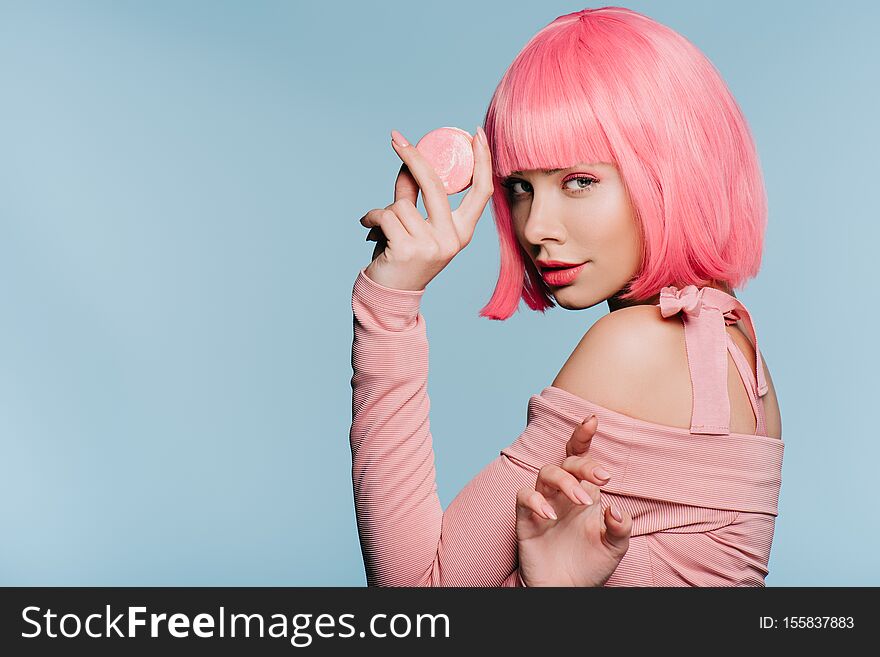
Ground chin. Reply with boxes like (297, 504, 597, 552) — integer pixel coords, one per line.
(549, 286, 605, 311)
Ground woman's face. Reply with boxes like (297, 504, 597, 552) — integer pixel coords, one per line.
(503, 162, 643, 310)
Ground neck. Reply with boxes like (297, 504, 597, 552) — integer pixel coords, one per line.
(606, 280, 735, 313)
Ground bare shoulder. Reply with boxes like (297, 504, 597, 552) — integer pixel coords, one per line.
(552, 305, 689, 423)
(552, 304, 783, 438)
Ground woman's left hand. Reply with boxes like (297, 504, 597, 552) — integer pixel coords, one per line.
(515, 416, 632, 587)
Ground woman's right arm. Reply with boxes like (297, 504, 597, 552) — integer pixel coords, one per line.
(350, 266, 538, 586)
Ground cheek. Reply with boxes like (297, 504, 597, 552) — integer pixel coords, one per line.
(616, 218, 643, 273)
(612, 214, 640, 248)
(591, 208, 640, 265)
(603, 189, 637, 235)
(510, 209, 529, 247)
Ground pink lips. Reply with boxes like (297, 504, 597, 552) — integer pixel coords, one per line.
(541, 262, 587, 286)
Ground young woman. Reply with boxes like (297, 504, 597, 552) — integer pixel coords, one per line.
(350, 6, 783, 587)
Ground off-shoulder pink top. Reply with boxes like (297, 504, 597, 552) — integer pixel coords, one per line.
(349, 268, 783, 587)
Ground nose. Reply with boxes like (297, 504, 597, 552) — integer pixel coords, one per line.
(521, 193, 566, 247)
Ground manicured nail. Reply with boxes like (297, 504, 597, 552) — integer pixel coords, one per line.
(610, 505, 622, 522)
(390, 129, 409, 147)
(593, 466, 610, 481)
(582, 414, 595, 425)
(476, 126, 486, 144)
(541, 503, 557, 520)
(573, 483, 593, 506)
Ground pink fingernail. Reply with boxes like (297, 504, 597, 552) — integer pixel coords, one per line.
(610, 505, 622, 522)
(593, 466, 610, 481)
(390, 129, 409, 147)
(541, 503, 557, 520)
(573, 483, 593, 506)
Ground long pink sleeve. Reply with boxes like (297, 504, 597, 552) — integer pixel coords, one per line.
(349, 268, 532, 587)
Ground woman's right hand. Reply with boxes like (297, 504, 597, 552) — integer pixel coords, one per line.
(360, 127, 493, 292)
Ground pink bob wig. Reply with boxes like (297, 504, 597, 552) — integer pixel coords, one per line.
(478, 6, 767, 320)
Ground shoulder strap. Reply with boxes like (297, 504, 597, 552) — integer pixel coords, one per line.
(726, 333, 768, 435)
(658, 285, 768, 436)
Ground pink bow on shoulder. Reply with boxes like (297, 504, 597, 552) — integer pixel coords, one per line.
(659, 285, 703, 318)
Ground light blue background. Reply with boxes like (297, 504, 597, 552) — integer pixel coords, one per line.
(0, 0, 876, 586)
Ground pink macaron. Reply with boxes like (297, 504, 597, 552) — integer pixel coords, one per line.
(415, 127, 475, 195)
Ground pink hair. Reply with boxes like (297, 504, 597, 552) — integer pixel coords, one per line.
(478, 7, 767, 320)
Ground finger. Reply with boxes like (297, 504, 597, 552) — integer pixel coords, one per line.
(386, 199, 430, 239)
(360, 208, 413, 243)
(566, 414, 598, 457)
(390, 130, 455, 234)
(535, 465, 594, 506)
(363, 218, 387, 255)
(451, 125, 493, 247)
(603, 504, 633, 553)
(562, 454, 611, 486)
(393, 163, 420, 208)
(578, 479, 600, 506)
(516, 486, 557, 521)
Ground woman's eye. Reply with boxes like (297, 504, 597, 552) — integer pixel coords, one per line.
(564, 176, 596, 191)
(507, 180, 531, 195)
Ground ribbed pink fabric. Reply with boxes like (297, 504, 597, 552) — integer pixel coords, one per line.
(350, 269, 784, 587)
